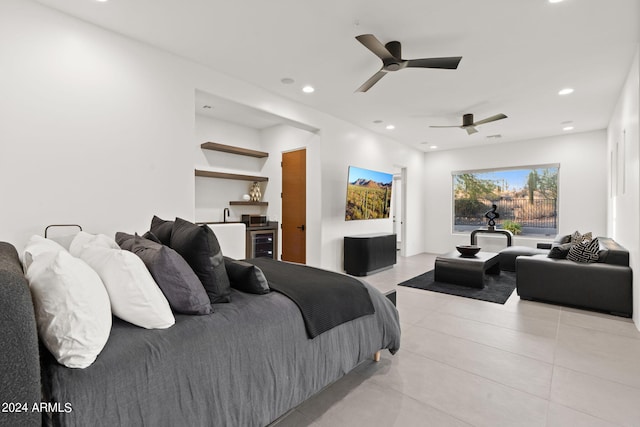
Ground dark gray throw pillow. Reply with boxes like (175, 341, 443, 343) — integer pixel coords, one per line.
(224, 257, 270, 294)
(547, 242, 574, 259)
(170, 217, 231, 304)
(567, 238, 600, 263)
(115, 231, 135, 250)
(116, 232, 212, 315)
(150, 215, 174, 246)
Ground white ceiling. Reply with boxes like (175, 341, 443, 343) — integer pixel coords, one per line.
(35, 0, 639, 151)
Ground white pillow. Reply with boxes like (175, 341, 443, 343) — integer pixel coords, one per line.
(22, 235, 66, 272)
(25, 251, 112, 369)
(77, 245, 175, 329)
(69, 231, 119, 257)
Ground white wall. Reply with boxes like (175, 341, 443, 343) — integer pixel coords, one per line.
(607, 46, 639, 329)
(260, 125, 322, 266)
(0, 0, 196, 246)
(0, 0, 426, 273)
(424, 130, 608, 254)
(194, 114, 264, 223)
(317, 123, 426, 271)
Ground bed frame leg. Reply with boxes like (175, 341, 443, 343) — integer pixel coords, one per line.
(373, 351, 381, 362)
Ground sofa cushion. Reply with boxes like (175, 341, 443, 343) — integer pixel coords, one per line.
(596, 237, 630, 266)
(547, 242, 573, 259)
(170, 217, 231, 304)
(499, 246, 549, 272)
(224, 257, 270, 294)
(553, 234, 572, 245)
(567, 238, 599, 263)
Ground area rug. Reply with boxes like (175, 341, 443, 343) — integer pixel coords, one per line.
(398, 270, 516, 304)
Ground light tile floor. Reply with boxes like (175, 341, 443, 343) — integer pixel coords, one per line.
(272, 253, 640, 427)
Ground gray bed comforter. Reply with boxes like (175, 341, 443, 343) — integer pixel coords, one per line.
(42, 282, 400, 427)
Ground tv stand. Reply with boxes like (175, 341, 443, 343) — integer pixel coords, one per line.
(344, 233, 396, 276)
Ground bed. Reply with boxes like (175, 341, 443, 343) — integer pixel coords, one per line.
(0, 223, 400, 427)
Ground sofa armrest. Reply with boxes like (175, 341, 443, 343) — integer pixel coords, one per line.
(516, 255, 632, 317)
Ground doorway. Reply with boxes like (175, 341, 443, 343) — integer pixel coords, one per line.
(281, 149, 306, 263)
(392, 168, 407, 256)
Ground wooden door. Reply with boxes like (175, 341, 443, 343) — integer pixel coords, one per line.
(281, 149, 306, 263)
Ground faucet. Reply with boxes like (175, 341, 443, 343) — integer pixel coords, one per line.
(223, 208, 230, 223)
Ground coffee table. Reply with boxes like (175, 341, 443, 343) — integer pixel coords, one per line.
(434, 251, 500, 288)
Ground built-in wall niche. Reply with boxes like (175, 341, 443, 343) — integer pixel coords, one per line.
(193, 89, 317, 223)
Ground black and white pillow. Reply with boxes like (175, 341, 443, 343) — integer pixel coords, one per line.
(570, 230, 593, 244)
(567, 238, 600, 263)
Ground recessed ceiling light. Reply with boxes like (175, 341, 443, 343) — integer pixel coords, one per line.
(96, 0, 108, 2)
(429, 145, 438, 149)
(385, 124, 395, 130)
(281, 77, 295, 85)
(563, 126, 574, 131)
(302, 85, 315, 93)
(548, 0, 563, 3)
(558, 88, 574, 95)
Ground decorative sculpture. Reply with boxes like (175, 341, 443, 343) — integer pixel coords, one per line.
(484, 204, 499, 229)
(249, 182, 261, 202)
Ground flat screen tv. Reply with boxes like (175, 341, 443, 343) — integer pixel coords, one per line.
(345, 166, 393, 221)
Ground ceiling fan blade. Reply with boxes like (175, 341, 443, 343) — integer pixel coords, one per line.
(465, 126, 478, 135)
(356, 34, 396, 61)
(474, 113, 508, 126)
(355, 70, 387, 92)
(406, 56, 462, 69)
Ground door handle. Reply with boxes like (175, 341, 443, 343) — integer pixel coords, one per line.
(296, 224, 305, 231)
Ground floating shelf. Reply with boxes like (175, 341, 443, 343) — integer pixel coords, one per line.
(195, 169, 268, 182)
(201, 142, 269, 158)
(230, 201, 268, 206)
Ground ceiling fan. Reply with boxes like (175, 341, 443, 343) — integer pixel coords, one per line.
(355, 34, 462, 92)
(430, 113, 508, 135)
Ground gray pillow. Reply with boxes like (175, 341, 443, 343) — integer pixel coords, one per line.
(119, 233, 212, 315)
(150, 215, 174, 246)
(115, 231, 135, 250)
(170, 217, 231, 304)
(224, 257, 270, 294)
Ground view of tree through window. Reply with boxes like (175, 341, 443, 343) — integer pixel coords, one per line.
(453, 165, 559, 237)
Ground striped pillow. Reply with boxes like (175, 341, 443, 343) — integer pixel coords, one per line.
(567, 238, 600, 263)
(570, 230, 593, 244)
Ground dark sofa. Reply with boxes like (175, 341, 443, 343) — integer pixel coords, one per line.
(516, 237, 633, 317)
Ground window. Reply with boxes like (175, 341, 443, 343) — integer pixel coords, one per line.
(452, 165, 559, 237)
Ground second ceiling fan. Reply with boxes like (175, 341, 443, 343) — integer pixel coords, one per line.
(430, 113, 508, 135)
(355, 34, 462, 92)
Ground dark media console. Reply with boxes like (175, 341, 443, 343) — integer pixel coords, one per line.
(344, 233, 397, 276)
